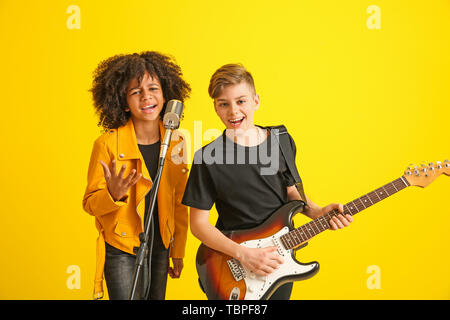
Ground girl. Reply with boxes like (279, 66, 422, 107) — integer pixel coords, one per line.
(83, 51, 191, 300)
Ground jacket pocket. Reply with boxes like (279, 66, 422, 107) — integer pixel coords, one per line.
(113, 221, 136, 238)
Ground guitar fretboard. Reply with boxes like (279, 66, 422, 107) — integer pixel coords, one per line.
(279, 176, 410, 250)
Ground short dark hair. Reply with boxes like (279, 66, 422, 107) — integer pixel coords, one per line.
(90, 51, 191, 130)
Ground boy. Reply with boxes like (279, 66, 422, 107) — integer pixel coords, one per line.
(182, 63, 352, 300)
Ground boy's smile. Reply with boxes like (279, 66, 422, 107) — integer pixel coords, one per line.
(214, 82, 260, 131)
(228, 116, 245, 127)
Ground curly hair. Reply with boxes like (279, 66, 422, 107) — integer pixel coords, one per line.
(90, 51, 191, 130)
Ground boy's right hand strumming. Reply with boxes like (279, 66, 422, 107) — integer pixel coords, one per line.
(236, 246, 284, 277)
(190, 207, 284, 277)
(99, 160, 142, 202)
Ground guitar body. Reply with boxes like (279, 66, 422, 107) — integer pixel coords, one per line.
(196, 200, 320, 300)
(195, 161, 449, 300)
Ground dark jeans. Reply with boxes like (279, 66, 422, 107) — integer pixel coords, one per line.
(104, 226, 169, 300)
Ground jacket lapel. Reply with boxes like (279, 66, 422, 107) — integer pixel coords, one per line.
(116, 120, 152, 209)
(117, 119, 141, 159)
(116, 119, 169, 218)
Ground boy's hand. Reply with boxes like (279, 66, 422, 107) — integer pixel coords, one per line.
(320, 203, 353, 230)
(236, 246, 284, 277)
(99, 160, 142, 201)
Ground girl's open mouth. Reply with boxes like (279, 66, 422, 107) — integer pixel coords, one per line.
(141, 104, 157, 113)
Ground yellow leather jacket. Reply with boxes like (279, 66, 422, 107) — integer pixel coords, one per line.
(82, 119, 189, 299)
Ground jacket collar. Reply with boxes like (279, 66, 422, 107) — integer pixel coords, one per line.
(117, 119, 166, 161)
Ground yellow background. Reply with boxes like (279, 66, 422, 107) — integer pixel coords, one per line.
(0, 0, 449, 299)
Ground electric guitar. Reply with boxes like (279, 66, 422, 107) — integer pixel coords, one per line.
(196, 160, 449, 300)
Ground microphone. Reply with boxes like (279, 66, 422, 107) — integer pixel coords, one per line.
(128, 99, 184, 300)
(163, 99, 184, 129)
(160, 100, 184, 161)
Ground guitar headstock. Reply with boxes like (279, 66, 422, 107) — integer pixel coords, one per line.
(404, 160, 449, 188)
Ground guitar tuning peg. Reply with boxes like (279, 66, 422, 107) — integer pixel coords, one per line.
(420, 162, 428, 172)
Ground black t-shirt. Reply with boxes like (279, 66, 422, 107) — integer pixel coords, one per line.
(182, 126, 298, 231)
(138, 141, 161, 230)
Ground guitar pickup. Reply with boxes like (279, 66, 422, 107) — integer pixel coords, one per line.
(272, 237, 286, 256)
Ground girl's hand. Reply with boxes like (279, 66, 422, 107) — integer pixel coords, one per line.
(99, 160, 142, 201)
(169, 258, 184, 279)
(236, 246, 284, 277)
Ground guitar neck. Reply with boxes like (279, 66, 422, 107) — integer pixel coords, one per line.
(280, 176, 411, 250)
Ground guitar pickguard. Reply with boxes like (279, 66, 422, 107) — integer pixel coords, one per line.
(228, 227, 319, 300)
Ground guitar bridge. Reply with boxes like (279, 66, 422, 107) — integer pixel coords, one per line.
(227, 258, 246, 282)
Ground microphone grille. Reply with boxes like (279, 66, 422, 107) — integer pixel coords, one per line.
(163, 100, 184, 129)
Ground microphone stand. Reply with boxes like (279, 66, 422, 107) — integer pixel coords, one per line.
(128, 126, 175, 300)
